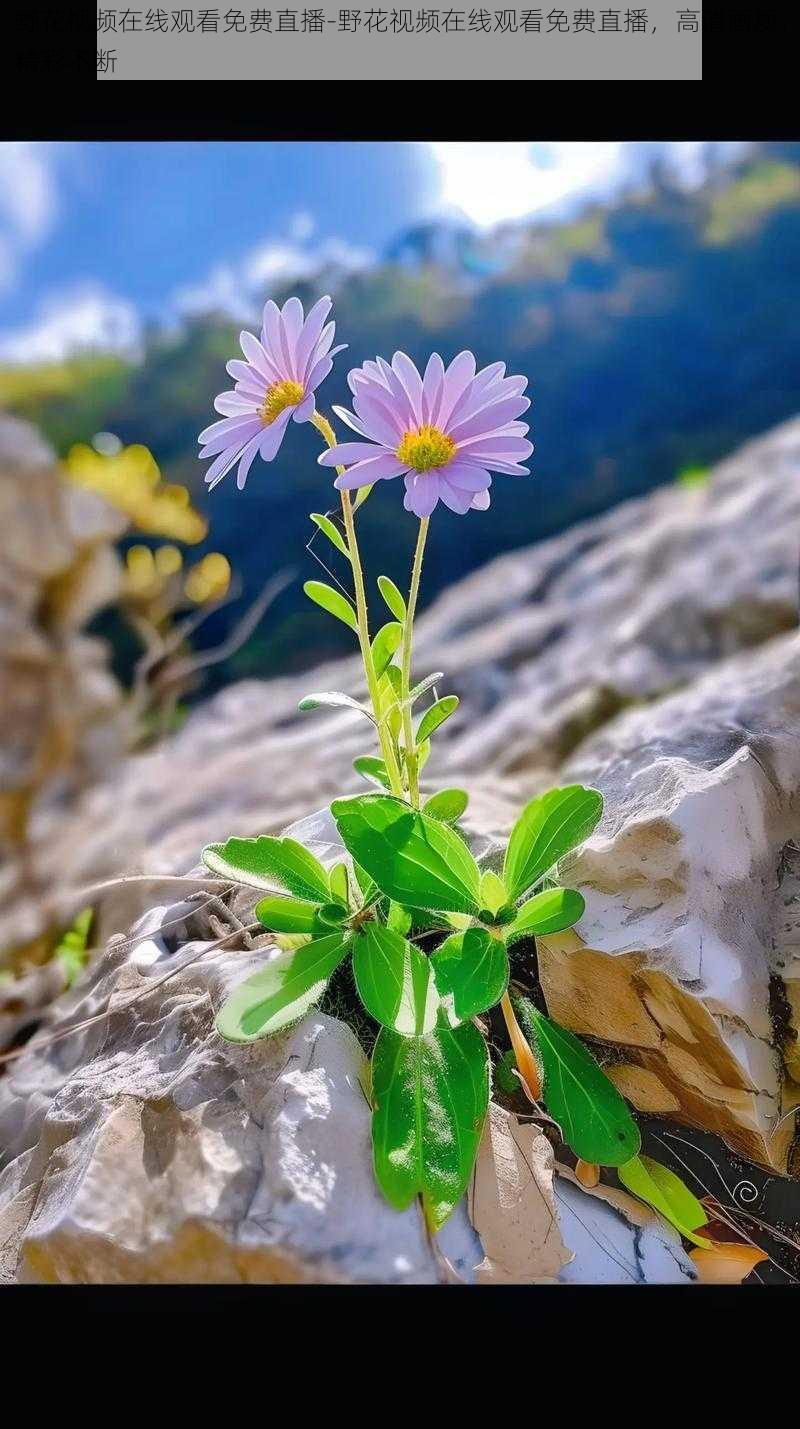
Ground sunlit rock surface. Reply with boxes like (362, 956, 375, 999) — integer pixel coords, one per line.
(0, 892, 692, 1285)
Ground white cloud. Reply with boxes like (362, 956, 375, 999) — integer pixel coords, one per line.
(0, 142, 62, 294)
(0, 284, 142, 365)
(428, 141, 754, 229)
(171, 231, 374, 322)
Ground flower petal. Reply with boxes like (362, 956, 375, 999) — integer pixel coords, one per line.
(295, 296, 333, 377)
(331, 404, 369, 437)
(403, 471, 440, 518)
(240, 330, 279, 383)
(261, 300, 284, 365)
(319, 441, 392, 467)
(292, 393, 316, 423)
(214, 390, 259, 416)
(392, 351, 425, 425)
(438, 477, 475, 515)
(450, 396, 531, 443)
(437, 351, 477, 429)
(305, 354, 334, 394)
(471, 489, 491, 511)
(235, 431, 266, 491)
(442, 462, 492, 492)
(226, 358, 267, 390)
(200, 416, 262, 456)
(421, 352, 445, 424)
(259, 408, 293, 462)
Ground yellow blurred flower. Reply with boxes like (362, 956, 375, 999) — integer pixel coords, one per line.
(65, 442, 207, 545)
(184, 552, 231, 606)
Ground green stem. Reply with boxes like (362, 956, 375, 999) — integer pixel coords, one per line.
(311, 410, 404, 798)
(400, 516, 429, 809)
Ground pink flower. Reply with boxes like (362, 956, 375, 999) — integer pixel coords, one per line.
(198, 295, 345, 491)
(318, 350, 532, 517)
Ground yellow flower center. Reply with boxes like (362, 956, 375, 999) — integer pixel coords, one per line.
(258, 378, 304, 425)
(397, 424, 456, 473)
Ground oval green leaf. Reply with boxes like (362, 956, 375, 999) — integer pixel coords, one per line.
(503, 785, 604, 902)
(515, 997, 641, 1166)
(507, 886, 586, 941)
(422, 788, 468, 823)
(331, 794, 482, 916)
(371, 1020, 490, 1230)
(329, 862, 349, 906)
(432, 927, 509, 1024)
(377, 574, 406, 623)
(255, 895, 323, 934)
(215, 933, 350, 1043)
(618, 1155, 713, 1249)
(303, 580, 358, 633)
(310, 512, 350, 561)
(298, 691, 374, 722)
(353, 755, 392, 790)
(416, 695, 459, 747)
(352, 924, 438, 1036)
(479, 869, 507, 917)
(202, 835, 331, 902)
(371, 622, 402, 680)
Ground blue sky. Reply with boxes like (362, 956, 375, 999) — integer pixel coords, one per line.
(0, 141, 749, 364)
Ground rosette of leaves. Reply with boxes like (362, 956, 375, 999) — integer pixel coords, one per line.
(204, 783, 658, 1231)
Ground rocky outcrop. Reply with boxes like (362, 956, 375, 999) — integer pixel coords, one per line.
(0, 881, 694, 1286)
(542, 630, 800, 1171)
(0, 418, 128, 960)
(1, 415, 799, 1280)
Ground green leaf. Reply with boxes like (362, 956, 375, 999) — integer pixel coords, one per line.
(422, 788, 469, 823)
(331, 794, 482, 916)
(310, 512, 351, 561)
(403, 672, 444, 711)
(298, 691, 374, 722)
(515, 997, 641, 1166)
(354, 483, 373, 511)
(507, 887, 586, 941)
(315, 902, 350, 927)
(479, 869, 507, 917)
(352, 925, 439, 1036)
(215, 933, 351, 1043)
(303, 580, 358, 632)
(416, 739, 431, 774)
(494, 1049, 521, 1096)
(618, 1156, 712, 1249)
(329, 862, 349, 906)
(378, 665, 403, 739)
(55, 906, 93, 988)
(386, 902, 413, 935)
(416, 695, 459, 746)
(371, 622, 402, 679)
(371, 1020, 490, 1230)
(377, 574, 406, 623)
(353, 755, 392, 790)
(353, 860, 380, 905)
(255, 895, 326, 934)
(202, 835, 331, 902)
(432, 927, 509, 1024)
(503, 785, 604, 902)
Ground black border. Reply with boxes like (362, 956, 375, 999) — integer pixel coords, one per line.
(5, 2, 798, 139)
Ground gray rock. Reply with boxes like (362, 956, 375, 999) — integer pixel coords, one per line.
(0, 896, 480, 1285)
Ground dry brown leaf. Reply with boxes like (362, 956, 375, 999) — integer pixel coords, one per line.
(468, 1102, 572, 1283)
(575, 1159, 601, 1188)
(555, 1161, 657, 1229)
(689, 1241, 769, 1284)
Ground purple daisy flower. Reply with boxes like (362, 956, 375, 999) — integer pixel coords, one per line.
(317, 350, 533, 517)
(198, 295, 346, 491)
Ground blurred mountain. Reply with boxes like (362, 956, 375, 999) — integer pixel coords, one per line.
(3, 143, 800, 684)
